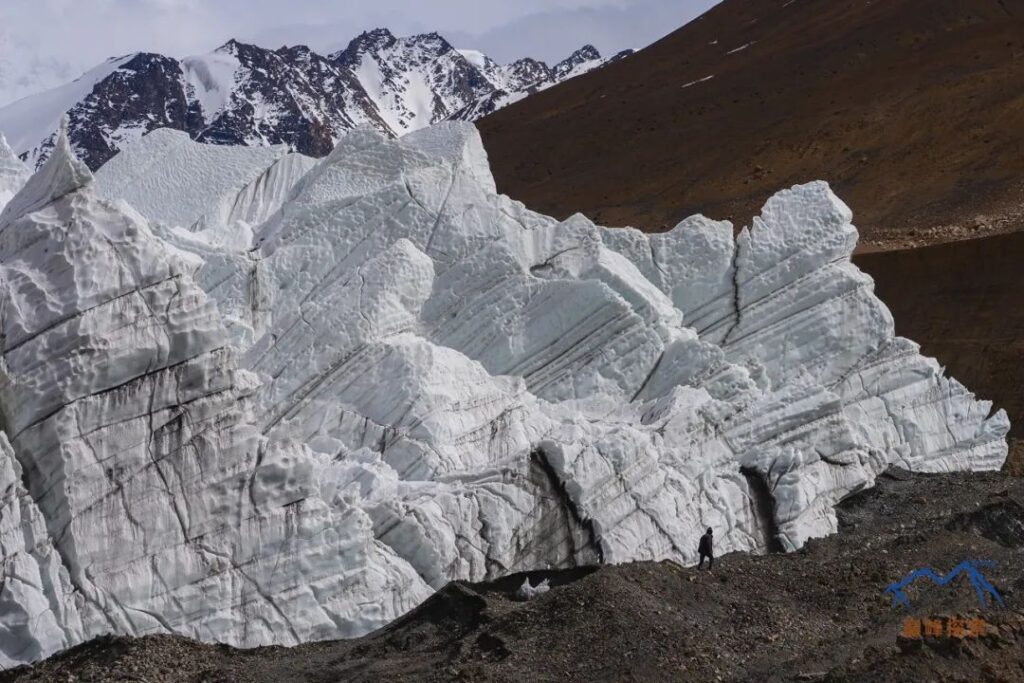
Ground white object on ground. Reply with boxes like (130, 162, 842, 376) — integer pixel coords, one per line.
(516, 578, 551, 600)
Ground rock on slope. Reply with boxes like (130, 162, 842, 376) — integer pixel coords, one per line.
(448, 45, 631, 122)
(0, 122, 1009, 667)
(0, 31, 627, 171)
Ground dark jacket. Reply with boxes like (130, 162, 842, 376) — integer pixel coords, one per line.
(698, 533, 713, 556)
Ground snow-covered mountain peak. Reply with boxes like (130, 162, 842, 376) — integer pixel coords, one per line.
(503, 57, 553, 89)
(0, 30, 633, 171)
(553, 44, 605, 80)
(216, 38, 280, 62)
(276, 44, 316, 59)
(334, 29, 495, 132)
(215, 38, 246, 55)
(565, 44, 603, 63)
(457, 48, 496, 70)
(331, 28, 400, 66)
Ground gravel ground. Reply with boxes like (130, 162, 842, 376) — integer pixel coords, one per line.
(3, 468, 1022, 683)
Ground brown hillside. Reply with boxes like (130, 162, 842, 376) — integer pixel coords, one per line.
(478, 0, 1024, 461)
(855, 230, 1024, 451)
(478, 0, 1024, 247)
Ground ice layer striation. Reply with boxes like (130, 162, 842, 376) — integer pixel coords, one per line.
(0, 121, 1008, 666)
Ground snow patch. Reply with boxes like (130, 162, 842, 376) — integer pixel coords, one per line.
(727, 42, 755, 55)
(182, 51, 241, 123)
(682, 75, 715, 89)
(516, 578, 551, 600)
(0, 54, 136, 164)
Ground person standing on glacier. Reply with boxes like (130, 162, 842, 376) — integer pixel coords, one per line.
(697, 528, 714, 569)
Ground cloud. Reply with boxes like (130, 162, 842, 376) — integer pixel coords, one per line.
(250, 0, 716, 63)
(452, 0, 714, 63)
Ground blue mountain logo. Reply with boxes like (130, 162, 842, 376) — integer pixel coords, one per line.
(884, 560, 1004, 609)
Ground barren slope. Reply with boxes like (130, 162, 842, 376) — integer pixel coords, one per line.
(478, 0, 1024, 247)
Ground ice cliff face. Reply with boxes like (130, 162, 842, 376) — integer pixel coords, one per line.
(0, 134, 29, 213)
(0, 122, 1009, 667)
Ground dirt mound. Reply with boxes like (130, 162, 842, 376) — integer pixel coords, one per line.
(477, 0, 1024, 249)
(947, 500, 1024, 549)
(1008, 443, 1024, 477)
(5, 470, 1022, 683)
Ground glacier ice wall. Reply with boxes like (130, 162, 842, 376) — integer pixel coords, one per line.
(0, 134, 30, 215)
(0, 121, 1009, 666)
(93, 128, 317, 235)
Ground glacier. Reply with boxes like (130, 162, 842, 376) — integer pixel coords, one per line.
(0, 134, 30, 213)
(0, 120, 1008, 667)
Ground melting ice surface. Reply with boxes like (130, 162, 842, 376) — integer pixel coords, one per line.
(0, 122, 1009, 666)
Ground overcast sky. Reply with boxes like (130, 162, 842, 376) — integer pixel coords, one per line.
(0, 0, 717, 107)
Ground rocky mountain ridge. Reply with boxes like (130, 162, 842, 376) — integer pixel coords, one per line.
(0, 29, 627, 170)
